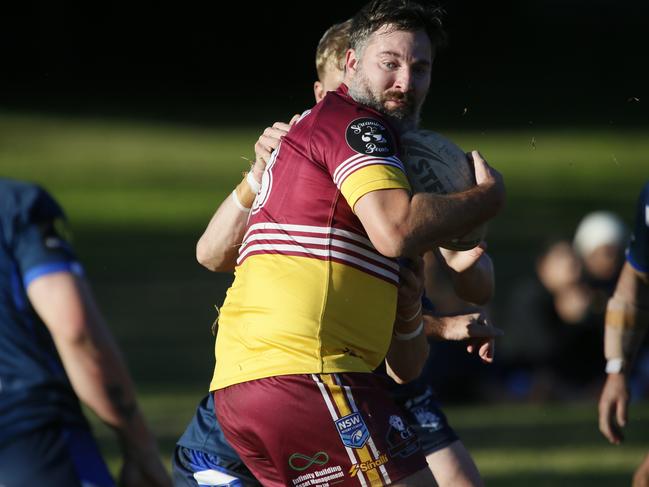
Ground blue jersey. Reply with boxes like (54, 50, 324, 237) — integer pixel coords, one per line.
(627, 181, 649, 272)
(0, 178, 88, 443)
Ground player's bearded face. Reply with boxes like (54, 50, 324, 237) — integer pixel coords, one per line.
(349, 65, 421, 132)
(347, 28, 431, 133)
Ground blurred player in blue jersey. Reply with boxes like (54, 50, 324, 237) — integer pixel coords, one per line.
(174, 17, 501, 487)
(598, 181, 649, 487)
(0, 178, 171, 487)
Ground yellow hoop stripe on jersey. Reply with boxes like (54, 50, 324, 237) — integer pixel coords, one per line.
(339, 161, 411, 211)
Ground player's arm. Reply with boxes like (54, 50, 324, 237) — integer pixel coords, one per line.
(27, 273, 171, 487)
(195, 177, 256, 272)
(423, 248, 500, 362)
(423, 311, 502, 364)
(434, 244, 495, 305)
(598, 261, 649, 444)
(354, 151, 505, 258)
(385, 257, 430, 384)
(196, 120, 295, 272)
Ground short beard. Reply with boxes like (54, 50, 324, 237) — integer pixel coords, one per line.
(348, 67, 421, 133)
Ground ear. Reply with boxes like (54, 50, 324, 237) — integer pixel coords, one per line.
(313, 81, 325, 103)
(345, 48, 358, 74)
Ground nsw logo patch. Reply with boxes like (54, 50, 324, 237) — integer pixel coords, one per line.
(345, 118, 395, 157)
(335, 412, 369, 449)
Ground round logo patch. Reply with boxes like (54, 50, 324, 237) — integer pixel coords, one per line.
(345, 118, 396, 157)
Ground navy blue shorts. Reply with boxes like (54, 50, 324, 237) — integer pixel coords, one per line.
(397, 386, 458, 455)
(0, 424, 114, 486)
(172, 445, 260, 487)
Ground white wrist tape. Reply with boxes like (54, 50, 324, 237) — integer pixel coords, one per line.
(231, 190, 251, 213)
(394, 320, 424, 341)
(397, 303, 422, 323)
(605, 358, 625, 374)
(246, 171, 262, 194)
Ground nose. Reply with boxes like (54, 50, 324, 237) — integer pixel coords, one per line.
(393, 68, 412, 92)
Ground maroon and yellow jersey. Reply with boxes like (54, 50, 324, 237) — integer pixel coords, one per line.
(211, 85, 411, 390)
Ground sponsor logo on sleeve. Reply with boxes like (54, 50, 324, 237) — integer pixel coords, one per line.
(345, 118, 396, 157)
(335, 412, 369, 449)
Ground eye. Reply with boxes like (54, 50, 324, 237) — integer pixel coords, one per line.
(383, 61, 398, 70)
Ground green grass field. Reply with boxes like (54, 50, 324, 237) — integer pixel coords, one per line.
(2, 110, 648, 485)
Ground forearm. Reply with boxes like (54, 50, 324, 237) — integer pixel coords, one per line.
(51, 280, 156, 450)
(449, 254, 494, 305)
(385, 302, 429, 383)
(196, 171, 261, 272)
(56, 333, 156, 449)
(196, 195, 249, 272)
(604, 262, 649, 375)
(27, 274, 160, 458)
(402, 187, 501, 256)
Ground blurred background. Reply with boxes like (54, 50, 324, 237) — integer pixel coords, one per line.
(2, 1, 648, 485)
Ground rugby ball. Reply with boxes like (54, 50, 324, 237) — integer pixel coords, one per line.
(400, 130, 486, 251)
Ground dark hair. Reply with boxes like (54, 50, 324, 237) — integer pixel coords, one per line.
(349, 0, 447, 54)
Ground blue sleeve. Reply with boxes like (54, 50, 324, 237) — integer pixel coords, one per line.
(627, 181, 649, 273)
(10, 185, 83, 288)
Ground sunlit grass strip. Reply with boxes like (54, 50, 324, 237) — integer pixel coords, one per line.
(474, 447, 647, 474)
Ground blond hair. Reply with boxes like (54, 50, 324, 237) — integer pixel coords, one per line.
(315, 19, 353, 81)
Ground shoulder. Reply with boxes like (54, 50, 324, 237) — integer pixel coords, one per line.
(0, 178, 62, 223)
(314, 91, 399, 159)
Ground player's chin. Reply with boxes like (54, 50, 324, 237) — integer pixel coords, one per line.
(383, 100, 412, 115)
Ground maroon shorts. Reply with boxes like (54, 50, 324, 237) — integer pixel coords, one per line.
(214, 373, 427, 486)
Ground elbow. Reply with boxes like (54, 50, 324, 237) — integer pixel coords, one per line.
(387, 344, 429, 384)
(196, 239, 220, 272)
(371, 228, 410, 259)
(390, 369, 418, 385)
(390, 365, 423, 385)
(374, 240, 405, 259)
(53, 316, 91, 347)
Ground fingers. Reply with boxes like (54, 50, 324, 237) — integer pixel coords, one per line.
(597, 375, 630, 445)
(616, 397, 627, 428)
(598, 396, 624, 444)
(469, 150, 491, 186)
(479, 338, 495, 363)
(599, 401, 623, 444)
(466, 322, 504, 338)
(465, 337, 495, 363)
(289, 113, 301, 125)
(254, 125, 288, 165)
